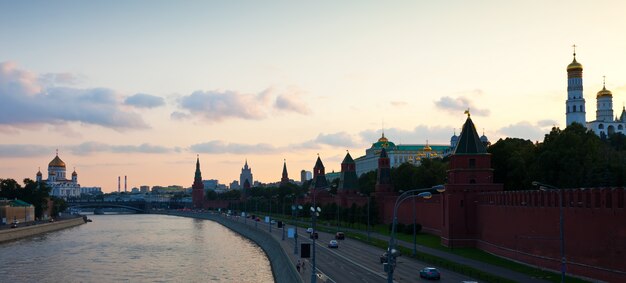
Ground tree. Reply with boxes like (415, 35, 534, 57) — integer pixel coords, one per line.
(488, 138, 536, 190)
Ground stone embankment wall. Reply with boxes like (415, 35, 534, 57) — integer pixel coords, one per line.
(0, 217, 85, 244)
(163, 211, 302, 283)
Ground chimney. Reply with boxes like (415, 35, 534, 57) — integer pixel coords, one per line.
(118, 176, 121, 193)
(124, 175, 127, 193)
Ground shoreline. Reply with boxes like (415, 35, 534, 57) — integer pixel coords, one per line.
(0, 216, 86, 244)
(159, 210, 302, 283)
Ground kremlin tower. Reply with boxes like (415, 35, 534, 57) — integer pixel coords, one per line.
(192, 155, 204, 209)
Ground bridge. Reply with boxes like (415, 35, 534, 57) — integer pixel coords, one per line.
(67, 200, 149, 213)
(66, 199, 190, 213)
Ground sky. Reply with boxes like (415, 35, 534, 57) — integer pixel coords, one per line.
(2, 1, 626, 192)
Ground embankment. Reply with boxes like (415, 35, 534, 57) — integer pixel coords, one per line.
(0, 217, 86, 244)
(163, 211, 302, 283)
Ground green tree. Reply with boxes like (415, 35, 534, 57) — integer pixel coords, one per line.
(488, 138, 536, 190)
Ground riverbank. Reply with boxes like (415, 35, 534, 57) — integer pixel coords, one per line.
(159, 211, 302, 283)
(0, 216, 86, 244)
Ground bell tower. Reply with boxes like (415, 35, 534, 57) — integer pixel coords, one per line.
(566, 45, 586, 127)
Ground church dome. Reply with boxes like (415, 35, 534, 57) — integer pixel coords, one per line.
(378, 134, 388, 143)
(480, 134, 489, 143)
(597, 86, 612, 98)
(36, 170, 42, 176)
(49, 155, 66, 167)
(567, 58, 582, 71)
(372, 133, 396, 149)
(72, 170, 77, 176)
(424, 144, 432, 152)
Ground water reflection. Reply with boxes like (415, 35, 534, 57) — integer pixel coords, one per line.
(0, 214, 273, 282)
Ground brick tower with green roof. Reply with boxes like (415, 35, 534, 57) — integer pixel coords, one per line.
(441, 112, 502, 248)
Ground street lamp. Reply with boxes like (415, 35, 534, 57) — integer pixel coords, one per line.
(532, 181, 566, 283)
(291, 202, 303, 254)
(310, 197, 322, 283)
(386, 185, 445, 283)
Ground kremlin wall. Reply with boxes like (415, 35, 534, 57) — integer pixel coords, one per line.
(193, 113, 625, 281)
(191, 53, 626, 282)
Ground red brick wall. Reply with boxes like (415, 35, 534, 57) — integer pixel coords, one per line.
(475, 188, 626, 282)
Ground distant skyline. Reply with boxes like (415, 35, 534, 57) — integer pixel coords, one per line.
(2, 1, 626, 192)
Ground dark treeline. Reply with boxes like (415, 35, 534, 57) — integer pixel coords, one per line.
(490, 123, 626, 190)
(0, 178, 66, 218)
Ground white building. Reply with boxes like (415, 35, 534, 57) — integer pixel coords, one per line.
(354, 133, 457, 176)
(81, 186, 102, 195)
(565, 50, 626, 137)
(36, 152, 81, 199)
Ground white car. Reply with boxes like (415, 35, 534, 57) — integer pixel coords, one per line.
(306, 227, 314, 233)
(328, 240, 338, 248)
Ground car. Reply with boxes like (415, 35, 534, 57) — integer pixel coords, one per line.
(328, 240, 338, 248)
(310, 232, 318, 239)
(10, 220, 19, 228)
(306, 227, 314, 233)
(419, 267, 441, 280)
(335, 232, 345, 240)
(270, 219, 276, 225)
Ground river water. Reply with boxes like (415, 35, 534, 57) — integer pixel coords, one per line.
(0, 214, 274, 282)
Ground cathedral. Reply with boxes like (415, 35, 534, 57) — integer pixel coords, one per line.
(36, 152, 81, 199)
(566, 48, 626, 137)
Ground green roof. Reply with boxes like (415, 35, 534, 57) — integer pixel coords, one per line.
(10, 199, 32, 207)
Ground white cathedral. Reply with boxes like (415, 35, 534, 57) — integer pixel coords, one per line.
(566, 49, 626, 137)
(36, 152, 81, 199)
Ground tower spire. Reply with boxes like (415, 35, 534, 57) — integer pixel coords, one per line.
(572, 44, 577, 58)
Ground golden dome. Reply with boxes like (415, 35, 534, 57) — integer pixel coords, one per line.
(378, 133, 388, 143)
(567, 58, 582, 71)
(424, 145, 432, 151)
(72, 170, 77, 176)
(49, 155, 66, 168)
(597, 86, 612, 98)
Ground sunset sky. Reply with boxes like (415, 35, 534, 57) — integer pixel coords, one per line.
(2, 1, 626, 192)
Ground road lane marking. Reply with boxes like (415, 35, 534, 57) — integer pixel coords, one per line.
(314, 240, 393, 282)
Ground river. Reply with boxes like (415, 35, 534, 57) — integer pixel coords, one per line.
(0, 214, 274, 282)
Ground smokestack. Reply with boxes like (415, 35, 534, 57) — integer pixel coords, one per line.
(125, 175, 127, 193)
(118, 176, 121, 193)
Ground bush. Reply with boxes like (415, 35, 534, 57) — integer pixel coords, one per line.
(402, 223, 422, 234)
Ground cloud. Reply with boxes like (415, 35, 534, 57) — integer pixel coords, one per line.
(170, 111, 190, 120)
(39, 72, 81, 86)
(537, 119, 558, 127)
(434, 95, 490, 116)
(176, 87, 310, 122)
(124, 93, 165, 108)
(0, 61, 149, 131)
(390, 101, 408, 107)
(189, 140, 279, 154)
(359, 125, 455, 145)
(274, 87, 311, 114)
(69, 142, 173, 155)
(0, 144, 53, 157)
(498, 121, 548, 141)
(313, 132, 356, 147)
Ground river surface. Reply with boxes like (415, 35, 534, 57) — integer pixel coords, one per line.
(0, 214, 274, 282)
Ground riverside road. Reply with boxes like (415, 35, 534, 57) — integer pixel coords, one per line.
(209, 212, 478, 283)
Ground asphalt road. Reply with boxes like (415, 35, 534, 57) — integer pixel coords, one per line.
(237, 216, 478, 283)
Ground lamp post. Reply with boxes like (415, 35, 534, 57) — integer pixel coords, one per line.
(291, 202, 303, 254)
(532, 181, 566, 283)
(412, 195, 417, 256)
(310, 189, 322, 283)
(386, 185, 445, 283)
(358, 192, 371, 242)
